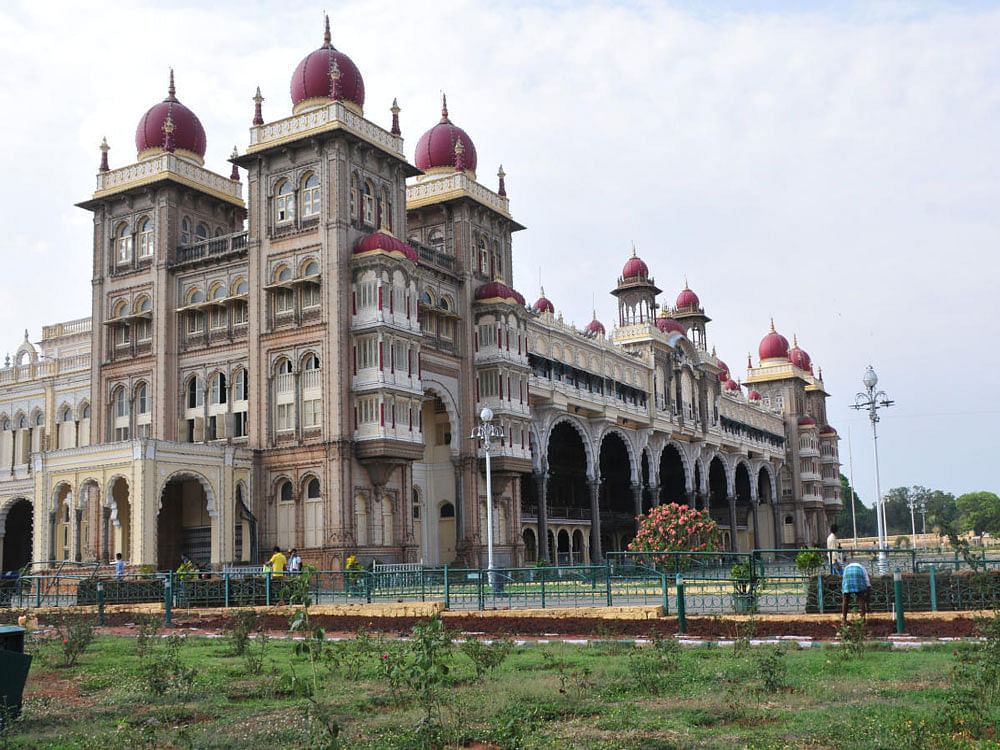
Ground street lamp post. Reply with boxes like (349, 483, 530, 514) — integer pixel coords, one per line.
(851, 365, 894, 574)
(471, 407, 504, 587)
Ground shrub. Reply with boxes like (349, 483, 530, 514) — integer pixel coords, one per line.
(460, 637, 514, 680)
(226, 609, 261, 657)
(628, 503, 724, 568)
(795, 550, 825, 578)
(50, 614, 95, 667)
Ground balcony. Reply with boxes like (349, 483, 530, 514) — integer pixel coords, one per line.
(171, 232, 248, 269)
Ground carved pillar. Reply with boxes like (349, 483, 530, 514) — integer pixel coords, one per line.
(728, 496, 738, 552)
(751, 500, 761, 550)
(647, 484, 658, 511)
(773, 500, 783, 549)
(588, 478, 603, 564)
(631, 482, 642, 530)
(534, 470, 549, 562)
(102, 506, 112, 563)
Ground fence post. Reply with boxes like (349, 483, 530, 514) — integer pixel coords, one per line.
(817, 574, 824, 614)
(675, 573, 686, 634)
(420, 568, 426, 602)
(929, 564, 937, 611)
(224, 572, 230, 609)
(97, 580, 105, 626)
(365, 571, 372, 604)
(164, 576, 172, 625)
(894, 568, 905, 634)
(661, 573, 669, 615)
(606, 561, 613, 607)
(265, 570, 271, 606)
(478, 570, 484, 611)
(540, 566, 546, 610)
(443, 565, 450, 609)
(35, 576, 40, 608)
(955, 550, 960, 571)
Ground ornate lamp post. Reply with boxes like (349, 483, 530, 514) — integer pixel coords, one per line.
(471, 407, 504, 585)
(851, 365, 894, 574)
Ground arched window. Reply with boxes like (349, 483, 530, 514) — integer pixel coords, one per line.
(210, 373, 227, 404)
(478, 236, 488, 275)
(378, 186, 391, 230)
(234, 279, 249, 296)
(350, 174, 359, 220)
(17, 416, 27, 430)
(186, 376, 204, 409)
(439, 296, 451, 312)
(276, 358, 292, 375)
(494, 240, 503, 276)
(114, 387, 129, 417)
(1, 419, 9, 431)
(276, 180, 294, 223)
(303, 260, 319, 277)
(440, 502, 455, 519)
(211, 284, 226, 301)
(233, 369, 249, 401)
(279, 480, 293, 503)
(302, 173, 320, 218)
(195, 223, 209, 241)
(362, 181, 375, 225)
(421, 290, 434, 306)
(188, 289, 205, 305)
(137, 296, 152, 313)
(135, 383, 150, 414)
(115, 223, 132, 263)
(62, 408, 73, 422)
(180, 217, 192, 245)
(137, 218, 154, 257)
(428, 229, 444, 251)
(303, 354, 320, 370)
(34, 412, 43, 426)
(307, 478, 320, 499)
(113, 299, 129, 318)
(82, 404, 91, 419)
(276, 266, 292, 282)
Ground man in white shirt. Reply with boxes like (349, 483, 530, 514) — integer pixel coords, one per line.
(288, 548, 302, 573)
(826, 524, 840, 571)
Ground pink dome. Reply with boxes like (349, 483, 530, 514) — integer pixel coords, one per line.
(748, 390, 762, 401)
(676, 285, 700, 310)
(290, 17, 365, 112)
(622, 252, 649, 280)
(717, 360, 730, 382)
(414, 96, 478, 174)
(759, 321, 790, 361)
(798, 415, 818, 427)
(474, 280, 524, 306)
(723, 379, 741, 392)
(788, 335, 812, 370)
(655, 314, 685, 335)
(819, 424, 838, 436)
(353, 230, 418, 264)
(533, 290, 555, 314)
(585, 317, 606, 336)
(135, 71, 206, 161)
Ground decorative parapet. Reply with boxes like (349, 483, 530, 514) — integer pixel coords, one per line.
(249, 101, 405, 160)
(406, 171, 511, 218)
(0, 354, 91, 385)
(93, 154, 243, 207)
(42, 318, 92, 340)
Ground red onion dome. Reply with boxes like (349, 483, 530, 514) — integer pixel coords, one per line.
(676, 283, 700, 311)
(798, 415, 818, 427)
(758, 320, 790, 362)
(819, 424, 838, 436)
(655, 312, 685, 335)
(414, 95, 478, 176)
(748, 389, 762, 401)
(723, 379, 741, 392)
(787, 334, 812, 371)
(585, 317, 606, 336)
(533, 289, 555, 314)
(622, 250, 649, 280)
(716, 359, 730, 382)
(474, 279, 523, 306)
(135, 71, 207, 164)
(353, 230, 418, 264)
(290, 16, 365, 114)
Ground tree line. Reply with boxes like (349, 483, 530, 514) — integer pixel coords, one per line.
(834, 475, 1000, 540)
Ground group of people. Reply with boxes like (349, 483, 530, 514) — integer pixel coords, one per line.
(263, 546, 302, 576)
(827, 524, 870, 623)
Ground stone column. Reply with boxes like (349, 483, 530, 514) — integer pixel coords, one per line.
(647, 484, 658, 509)
(631, 482, 642, 528)
(534, 470, 549, 562)
(728, 496, 738, 552)
(773, 502, 783, 548)
(751, 500, 761, 550)
(588, 478, 603, 564)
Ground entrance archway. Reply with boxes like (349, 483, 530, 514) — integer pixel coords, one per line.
(1, 498, 32, 573)
(522, 528, 537, 562)
(158, 474, 213, 570)
(734, 463, 753, 551)
(708, 456, 728, 536)
(599, 431, 633, 552)
(413, 393, 457, 563)
(757, 468, 776, 548)
(109, 478, 131, 563)
(659, 444, 687, 505)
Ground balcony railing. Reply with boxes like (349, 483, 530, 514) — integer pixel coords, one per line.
(171, 232, 248, 267)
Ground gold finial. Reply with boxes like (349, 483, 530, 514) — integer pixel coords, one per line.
(792, 333, 798, 347)
(684, 275, 689, 289)
(769, 317, 775, 333)
(168, 68, 175, 98)
(230, 145, 239, 159)
(391, 97, 400, 115)
(711, 345, 717, 357)
(631, 241, 637, 257)
(253, 86, 263, 105)
(100, 136, 109, 153)
(498, 164, 505, 179)
(441, 92, 448, 121)
(323, 13, 331, 45)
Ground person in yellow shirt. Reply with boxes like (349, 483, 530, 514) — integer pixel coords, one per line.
(267, 546, 287, 577)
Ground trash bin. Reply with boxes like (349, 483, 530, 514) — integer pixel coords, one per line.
(0, 625, 32, 729)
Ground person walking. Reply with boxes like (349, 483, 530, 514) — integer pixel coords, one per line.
(115, 552, 125, 578)
(841, 561, 871, 624)
(267, 546, 287, 577)
(826, 524, 840, 572)
(287, 548, 302, 573)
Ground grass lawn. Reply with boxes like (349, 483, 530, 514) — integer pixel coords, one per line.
(4, 616, 999, 749)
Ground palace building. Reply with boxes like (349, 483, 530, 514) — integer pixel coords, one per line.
(0, 19, 840, 574)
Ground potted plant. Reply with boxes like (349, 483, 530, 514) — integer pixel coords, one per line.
(731, 561, 756, 613)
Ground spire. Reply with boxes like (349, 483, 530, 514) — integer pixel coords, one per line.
(747, 352, 753, 368)
(497, 164, 506, 196)
(792, 333, 799, 348)
(99, 137, 110, 172)
(711, 345, 717, 357)
(329, 58, 342, 100)
(167, 68, 176, 99)
(684, 275, 689, 289)
(323, 13, 331, 46)
(440, 92, 449, 122)
(229, 147, 240, 181)
(390, 98, 400, 135)
(769, 317, 775, 333)
(454, 139, 465, 172)
(162, 111, 176, 153)
(818, 365, 823, 380)
(252, 86, 264, 126)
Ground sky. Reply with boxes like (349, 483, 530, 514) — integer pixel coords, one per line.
(0, 0, 998, 502)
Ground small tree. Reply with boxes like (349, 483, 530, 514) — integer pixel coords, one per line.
(795, 550, 824, 578)
(628, 503, 724, 570)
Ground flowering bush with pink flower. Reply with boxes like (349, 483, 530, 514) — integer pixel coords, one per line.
(627, 503, 723, 567)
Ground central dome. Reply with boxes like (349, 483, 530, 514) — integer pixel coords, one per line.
(290, 16, 365, 114)
(135, 71, 206, 164)
(759, 320, 790, 362)
(414, 95, 478, 176)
